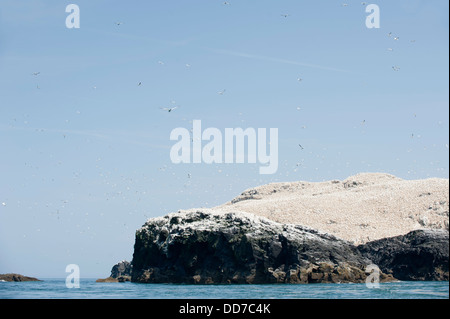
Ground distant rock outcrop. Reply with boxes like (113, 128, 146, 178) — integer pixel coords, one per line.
(96, 260, 132, 283)
(0, 274, 41, 282)
(358, 229, 449, 281)
(131, 210, 394, 284)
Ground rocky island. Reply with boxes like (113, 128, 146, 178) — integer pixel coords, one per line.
(125, 173, 449, 284)
(131, 210, 395, 284)
(0, 274, 41, 282)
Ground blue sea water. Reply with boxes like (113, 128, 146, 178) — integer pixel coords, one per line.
(0, 279, 448, 299)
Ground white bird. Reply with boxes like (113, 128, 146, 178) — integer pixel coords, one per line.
(392, 66, 400, 71)
(185, 64, 191, 68)
(158, 61, 165, 65)
(218, 89, 226, 95)
(387, 32, 392, 37)
(394, 36, 400, 41)
(387, 48, 394, 52)
(160, 106, 180, 113)
(1, 202, 5, 206)
(297, 77, 303, 82)
(223, 1, 231, 5)
(342, 3, 349, 7)
(32, 72, 40, 76)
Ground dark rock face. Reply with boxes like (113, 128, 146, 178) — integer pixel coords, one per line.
(96, 260, 132, 283)
(131, 210, 393, 284)
(0, 274, 40, 282)
(111, 260, 132, 279)
(358, 229, 449, 281)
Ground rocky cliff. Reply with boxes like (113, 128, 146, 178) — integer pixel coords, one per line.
(357, 229, 449, 281)
(131, 210, 395, 284)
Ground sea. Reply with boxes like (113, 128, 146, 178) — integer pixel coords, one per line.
(0, 279, 448, 299)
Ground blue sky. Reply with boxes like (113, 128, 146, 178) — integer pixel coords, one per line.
(0, 0, 448, 278)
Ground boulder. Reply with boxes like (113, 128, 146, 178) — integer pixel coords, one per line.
(131, 209, 394, 284)
(96, 260, 132, 283)
(111, 260, 132, 279)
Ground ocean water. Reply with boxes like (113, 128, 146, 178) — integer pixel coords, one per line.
(0, 279, 448, 299)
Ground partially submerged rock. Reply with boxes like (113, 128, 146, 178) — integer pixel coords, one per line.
(131, 210, 394, 284)
(0, 273, 41, 282)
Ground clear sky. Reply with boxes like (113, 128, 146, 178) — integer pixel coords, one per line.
(0, 0, 448, 278)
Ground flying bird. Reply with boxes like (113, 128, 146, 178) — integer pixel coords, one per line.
(218, 89, 226, 95)
(138, 82, 142, 86)
(115, 22, 123, 26)
(32, 72, 40, 76)
(392, 66, 400, 71)
(281, 14, 289, 17)
(160, 106, 180, 113)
